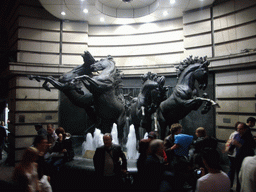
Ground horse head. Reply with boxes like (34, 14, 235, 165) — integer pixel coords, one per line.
(176, 56, 209, 91)
(90, 55, 115, 72)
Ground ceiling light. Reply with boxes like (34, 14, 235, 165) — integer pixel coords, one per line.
(163, 11, 168, 16)
(83, 9, 88, 13)
(170, 0, 175, 4)
(61, 12, 66, 16)
(100, 17, 105, 22)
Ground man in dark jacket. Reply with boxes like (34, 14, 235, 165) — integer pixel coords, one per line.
(93, 133, 127, 191)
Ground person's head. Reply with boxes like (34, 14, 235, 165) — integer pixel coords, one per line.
(195, 127, 206, 138)
(170, 123, 182, 135)
(47, 123, 55, 135)
(236, 122, 248, 136)
(201, 148, 221, 170)
(234, 121, 241, 130)
(55, 127, 66, 140)
(33, 135, 48, 153)
(246, 117, 256, 128)
(149, 139, 164, 157)
(21, 147, 39, 165)
(103, 133, 112, 148)
(34, 124, 43, 131)
(148, 131, 157, 140)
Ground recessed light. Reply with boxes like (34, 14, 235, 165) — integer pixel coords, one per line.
(170, 0, 175, 4)
(100, 17, 105, 22)
(83, 9, 88, 13)
(163, 11, 168, 16)
(61, 12, 66, 16)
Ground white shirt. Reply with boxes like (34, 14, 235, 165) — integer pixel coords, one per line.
(228, 131, 238, 157)
(196, 171, 230, 192)
(239, 155, 256, 192)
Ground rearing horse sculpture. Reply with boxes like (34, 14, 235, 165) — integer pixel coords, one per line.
(157, 56, 218, 139)
(71, 56, 126, 141)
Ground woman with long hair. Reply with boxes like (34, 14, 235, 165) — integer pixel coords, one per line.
(13, 147, 41, 192)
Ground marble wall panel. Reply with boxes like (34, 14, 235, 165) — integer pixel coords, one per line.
(39, 89, 59, 100)
(62, 55, 84, 65)
(113, 53, 183, 67)
(19, 17, 60, 31)
(239, 101, 256, 113)
(214, 28, 237, 44)
(214, 15, 236, 30)
(183, 21, 211, 36)
(216, 85, 238, 98)
(238, 69, 256, 82)
(216, 101, 239, 113)
(17, 52, 60, 64)
(215, 42, 238, 57)
(184, 47, 212, 58)
(15, 125, 37, 136)
(16, 89, 40, 99)
(63, 21, 88, 32)
(213, 1, 235, 17)
(16, 137, 34, 148)
(238, 84, 256, 98)
(216, 128, 235, 141)
(62, 44, 88, 54)
(62, 32, 88, 43)
(184, 33, 211, 48)
(183, 8, 210, 24)
(215, 71, 238, 84)
(235, 6, 256, 25)
(88, 18, 183, 35)
(216, 114, 239, 127)
(19, 28, 60, 42)
(16, 101, 58, 111)
(15, 113, 58, 124)
(89, 41, 183, 57)
(88, 30, 183, 46)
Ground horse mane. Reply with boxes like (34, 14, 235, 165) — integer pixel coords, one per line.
(176, 55, 208, 78)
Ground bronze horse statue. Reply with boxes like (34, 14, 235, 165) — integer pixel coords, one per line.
(71, 55, 126, 141)
(157, 56, 218, 139)
(129, 72, 167, 139)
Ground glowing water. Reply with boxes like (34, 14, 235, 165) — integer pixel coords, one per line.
(82, 133, 94, 155)
(111, 123, 119, 145)
(93, 128, 104, 149)
(126, 124, 139, 159)
(82, 124, 139, 159)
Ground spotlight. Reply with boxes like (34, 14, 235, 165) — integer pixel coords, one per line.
(122, 0, 133, 2)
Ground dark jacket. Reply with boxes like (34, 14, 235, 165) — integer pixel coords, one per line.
(143, 154, 166, 191)
(52, 137, 74, 162)
(93, 144, 127, 176)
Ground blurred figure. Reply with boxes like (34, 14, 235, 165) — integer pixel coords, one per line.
(196, 148, 230, 192)
(93, 133, 127, 191)
(13, 147, 41, 192)
(0, 121, 7, 160)
(226, 122, 240, 189)
(143, 139, 167, 192)
(137, 131, 157, 173)
(239, 155, 256, 192)
(46, 124, 57, 149)
(246, 117, 256, 128)
(164, 123, 182, 164)
(48, 127, 74, 175)
(35, 124, 47, 137)
(33, 135, 52, 192)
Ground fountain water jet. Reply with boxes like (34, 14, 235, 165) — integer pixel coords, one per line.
(126, 125, 139, 159)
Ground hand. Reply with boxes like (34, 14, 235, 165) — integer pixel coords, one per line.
(62, 149, 67, 153)
(232, 139, 242, 148)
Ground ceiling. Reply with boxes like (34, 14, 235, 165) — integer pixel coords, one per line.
(39, 0, 215, 25)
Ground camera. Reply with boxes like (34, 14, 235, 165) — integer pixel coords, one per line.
(194, 169, 202, 178)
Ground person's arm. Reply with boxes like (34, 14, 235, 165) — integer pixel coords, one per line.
(170, 143, 180, 150)
(120, 148, 127, 173)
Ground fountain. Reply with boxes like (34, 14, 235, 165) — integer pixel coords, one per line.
(82, 124, 139, 160)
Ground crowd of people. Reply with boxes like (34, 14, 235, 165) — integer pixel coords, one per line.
(4, 116, 256, 192)
(12, 124, 74, 192)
